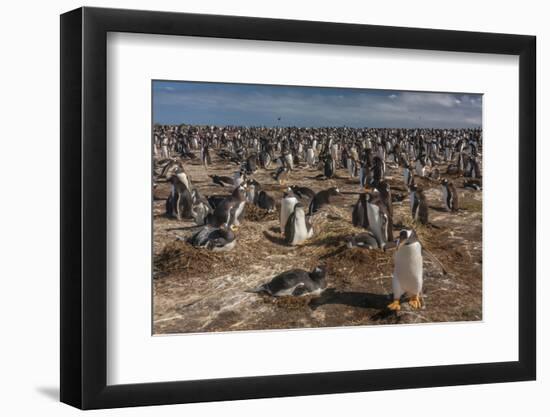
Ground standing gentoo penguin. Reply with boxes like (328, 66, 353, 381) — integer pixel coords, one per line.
(409, 184, 429, 225)
(352, 193, 369, 229)
(284, 203, 314, 245)
(248, 266, 327, 297)
(207, 185, 247, 230)
(387, 229, 423, 311)
(441, 179, 459, 212)
(403, 163, 414, 189)
(280, 190, 299, 234)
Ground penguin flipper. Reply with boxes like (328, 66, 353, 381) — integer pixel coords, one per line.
(291, 283, 308, 296)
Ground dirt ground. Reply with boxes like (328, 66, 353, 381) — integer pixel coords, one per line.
(153, 155, 482, 334)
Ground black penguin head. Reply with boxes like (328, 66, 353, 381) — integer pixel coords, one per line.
(310, 265, 327, 280)
(441, 178, 449, 186)
(396, 229, 415, 248)
(328, 187, 340, 196)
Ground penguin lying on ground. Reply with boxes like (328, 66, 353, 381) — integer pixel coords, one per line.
(345, 232, 381, 249)
(209, 174, 236, 188)
(248, 266, 327, 297)
(187, 225, 236, 251)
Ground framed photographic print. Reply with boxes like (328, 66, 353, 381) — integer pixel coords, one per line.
(60, 6, 536, 410)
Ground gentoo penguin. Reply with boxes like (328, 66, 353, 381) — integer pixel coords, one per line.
(345, 231, 381, 249)
(248, 266, 327, 297)
(323, 155, 335, 179)
(352, 193, 369, 229)
(257, 190, 276, 212)
(280, 190, 299, 234)
(259, 150, 272, 169)
(375, 181, 393, 219)
(372, 156, 385, 185)
(209, 174, 235, 188)
(409, 184, 429, 225)
(273, 166, 289, 185)
(415, 157, 427, 177)
(441, 179, 459, 212)
(290, 185, 316, 201)
(284, 203, 314, 245)
(403, 163, 414, 189)
(166, 172, 193, 220)
(305, 146, 316, 168)
(358, 160, 369, 189)
(387, 229, 423, 311)
(283, 151, 294, 170)
(233, 170, 246, 188)
(366, 192, 391, 246)
(200, 143, 211, 170)
(207, 185, 247, 229)
(188, 225, 236, 251)
(190, 188, 213, 225)
(174, 166, 192, 192)
(308, 187, 340, 215)
(244, 154, 258, 174)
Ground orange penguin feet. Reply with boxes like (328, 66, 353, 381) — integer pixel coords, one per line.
(408, 295, 422, 309)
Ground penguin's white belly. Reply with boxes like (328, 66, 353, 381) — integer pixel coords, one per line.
(367, 203, 384, 244)
(280, 198, 298, 232)
(234, 201, 245, 225)
(176, 172, 190, 190)
(306, 149, 315, 165)
(290, 215, 309, 245)
(393, 243, 423, 294)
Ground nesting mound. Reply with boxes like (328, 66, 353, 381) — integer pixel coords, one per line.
(154, 240, 227, 277)
(243, 203, 278, 222)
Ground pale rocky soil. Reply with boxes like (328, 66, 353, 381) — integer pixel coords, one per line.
(153, 156, 482, 334)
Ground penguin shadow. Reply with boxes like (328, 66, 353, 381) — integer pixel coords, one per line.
(428, 205, 450, 213)
(263, 230, 287, 246)
(309, 288, 390, 311)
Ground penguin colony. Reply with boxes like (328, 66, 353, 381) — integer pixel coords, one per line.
(154, 125, 482, 313)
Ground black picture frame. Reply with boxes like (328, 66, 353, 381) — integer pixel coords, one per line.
(60, 6, 536, 410)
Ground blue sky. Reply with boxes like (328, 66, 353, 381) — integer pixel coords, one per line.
(153, 81, 482, 128)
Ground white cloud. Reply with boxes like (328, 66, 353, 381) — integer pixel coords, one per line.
(154, 85, 482, 128)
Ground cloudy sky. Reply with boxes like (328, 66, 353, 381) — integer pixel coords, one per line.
(153, 81, 482, 128)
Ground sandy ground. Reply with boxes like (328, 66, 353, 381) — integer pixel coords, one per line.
(153, 155, 482, 334)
